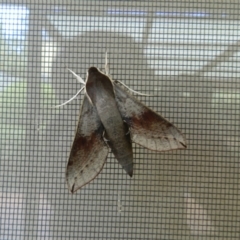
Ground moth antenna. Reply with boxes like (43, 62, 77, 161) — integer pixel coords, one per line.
(51, 68, 86, 108)
(52, 86, 85, 108)
(105, 50, 109, 75)
(67, 68, 86, 85)
(115, 80, 152, 96)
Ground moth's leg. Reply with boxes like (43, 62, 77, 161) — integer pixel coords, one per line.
(105, 50, 110, 76)
(123, 120, 130, 136)
(103, 130, 110, 142)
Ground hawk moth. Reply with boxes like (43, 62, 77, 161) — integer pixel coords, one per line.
(65, 63, 186, 193)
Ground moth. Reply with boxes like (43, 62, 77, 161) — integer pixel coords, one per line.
(63, 55, 186, 193)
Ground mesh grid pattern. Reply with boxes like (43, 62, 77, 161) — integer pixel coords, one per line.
(0, 1, 239, 239)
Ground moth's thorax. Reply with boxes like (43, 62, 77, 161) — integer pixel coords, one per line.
(86, 67, 115, 105)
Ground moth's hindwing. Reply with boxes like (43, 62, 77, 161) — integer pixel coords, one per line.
(66, 96, 109, 193)
(114, 83, 186, 151)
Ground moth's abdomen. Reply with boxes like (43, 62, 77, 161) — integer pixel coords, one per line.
(102, 111, 133, 177)
(96, 94, 133, 177)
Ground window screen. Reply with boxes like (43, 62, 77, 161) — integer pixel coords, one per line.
(0, 1, 239, 239)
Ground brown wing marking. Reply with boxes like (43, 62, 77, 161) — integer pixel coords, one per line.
(114, 83, 186, 152)
(66, 96, 108, 193)
(129, 108, 186, 151)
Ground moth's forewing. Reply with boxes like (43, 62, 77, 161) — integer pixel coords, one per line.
(114, 83, 186, 151)
(66, 95, 108, 193)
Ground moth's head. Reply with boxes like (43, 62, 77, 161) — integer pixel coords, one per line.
(87, 66, 110, 84)
(88, 67, 101, 77)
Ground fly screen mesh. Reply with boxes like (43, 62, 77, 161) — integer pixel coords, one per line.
(0, 1, 239, 239)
